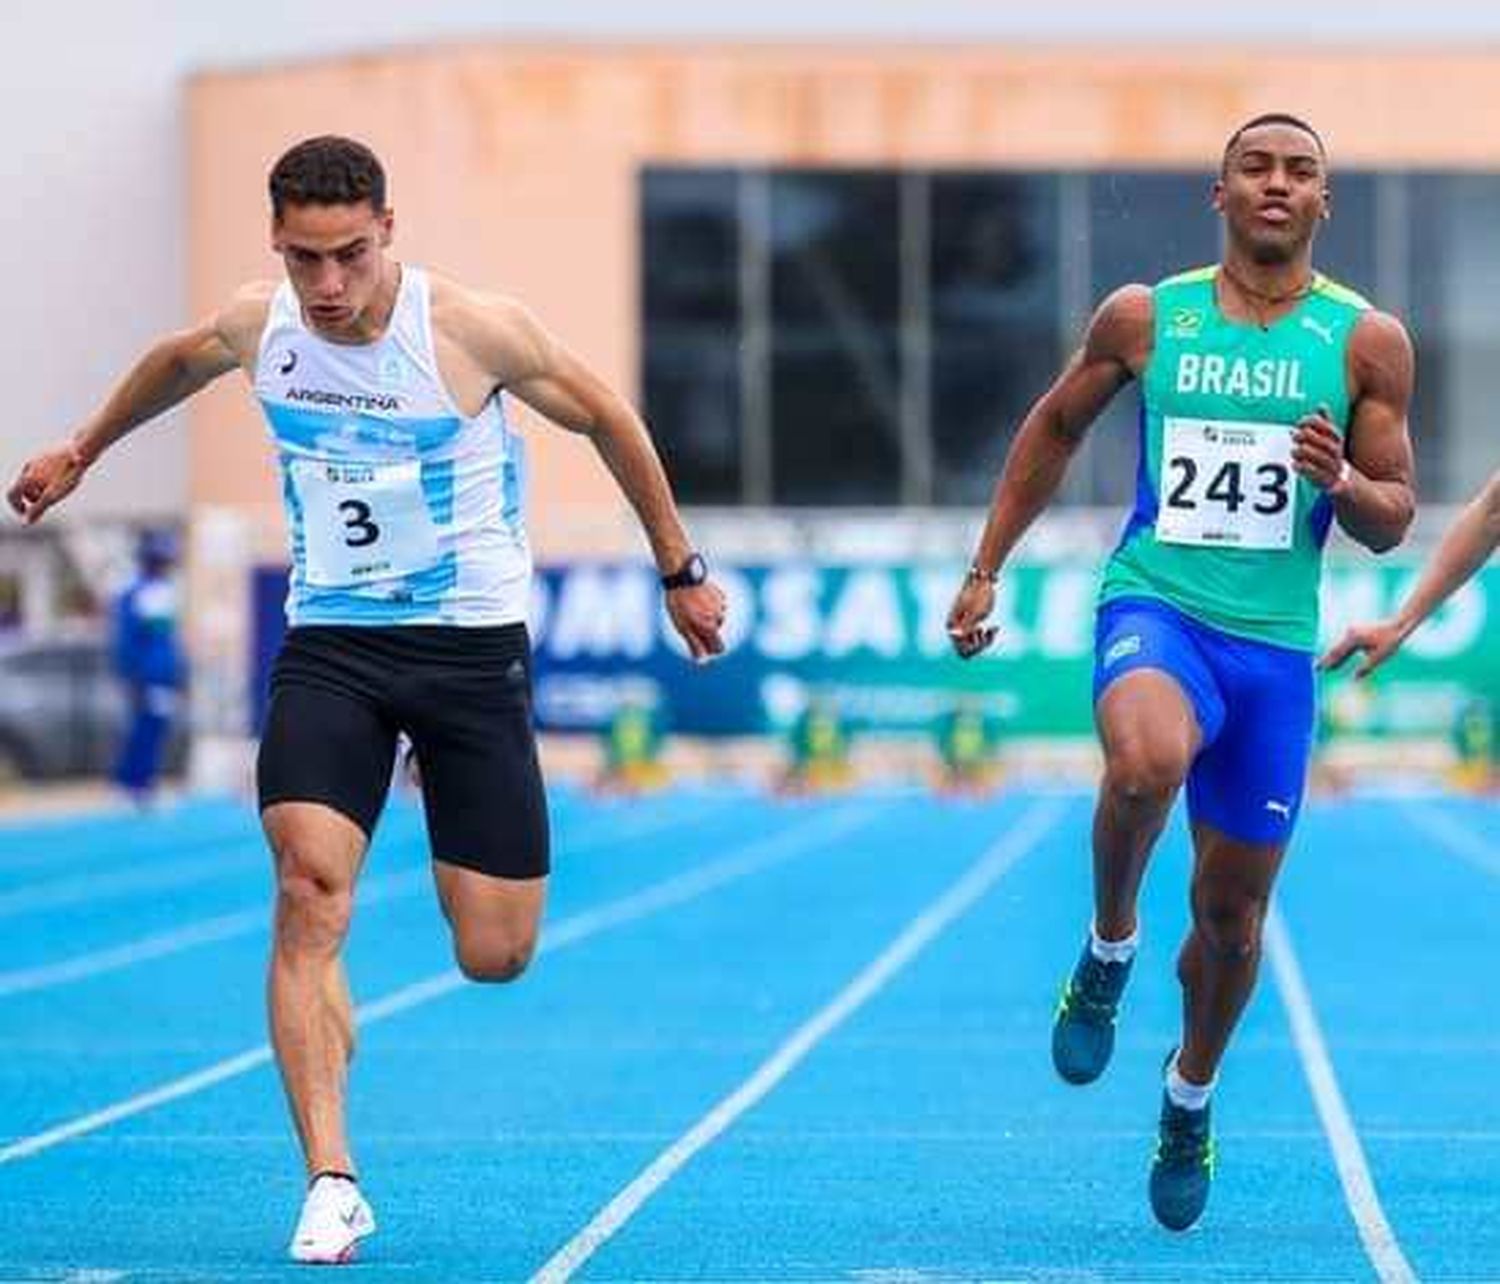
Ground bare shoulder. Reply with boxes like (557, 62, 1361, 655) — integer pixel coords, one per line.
(1482, 469, 1500, 518)
(1085, 283, 1153, 368)
(1349, 308, 1414, 397)
(1351, 308, 1413, 358)
(428, 272, 550, 379)
(430, 273, 527, 331)
(214, 281, 277, 358)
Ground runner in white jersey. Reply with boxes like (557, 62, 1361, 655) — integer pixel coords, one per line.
(8, 135, 727, 1265)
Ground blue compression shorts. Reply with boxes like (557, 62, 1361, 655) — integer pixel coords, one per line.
(1092, 596, 1316, 846)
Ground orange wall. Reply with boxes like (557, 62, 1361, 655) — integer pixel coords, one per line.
(187, 42, 1500, 556)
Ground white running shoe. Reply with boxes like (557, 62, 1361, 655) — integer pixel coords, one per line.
(288, 1173, 376, 1264)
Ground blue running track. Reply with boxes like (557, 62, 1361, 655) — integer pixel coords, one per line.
(0, 784, 1494, 1282)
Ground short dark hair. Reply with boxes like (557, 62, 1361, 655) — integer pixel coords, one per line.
(1221, 113, 1326, 173)
(268, 136, 387, 218)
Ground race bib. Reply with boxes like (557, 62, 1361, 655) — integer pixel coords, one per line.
(1156, 418, 1296, 551)
(291, 458, 440, 588)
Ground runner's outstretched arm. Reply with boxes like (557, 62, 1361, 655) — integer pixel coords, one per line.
(468, 295, 726, 660)
(1321, 468, 1499, 677)
(948, 284, 1150, 658)
(8, 286, 267, 524)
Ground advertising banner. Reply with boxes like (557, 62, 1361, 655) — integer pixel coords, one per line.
(250, 559, 1494, 739)
(525, 561, 1496, 740)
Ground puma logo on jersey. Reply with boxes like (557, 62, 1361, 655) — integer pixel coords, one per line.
(1264, 799, 1292, 818)
(1175, 354, 1307, 401)
(1300, 316, 1336, 346)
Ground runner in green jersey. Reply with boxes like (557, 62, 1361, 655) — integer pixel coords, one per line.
(946, 114, 1416, 1231)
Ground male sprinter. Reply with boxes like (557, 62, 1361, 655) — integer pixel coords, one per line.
(946, 115, 1414, 1230)
(1322, 468, 1497, 676)
(9, 136, 727, 1263)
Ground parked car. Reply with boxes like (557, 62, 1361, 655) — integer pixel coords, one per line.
(0, 633, 187, 782)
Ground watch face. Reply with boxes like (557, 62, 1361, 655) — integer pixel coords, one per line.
(662, 553, 708, 590)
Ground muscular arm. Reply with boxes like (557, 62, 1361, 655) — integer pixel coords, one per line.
(1332, 311, 1417, 553)
(72, 326, 240, 464)
(452, 291, 725, 658)
(1392, 471, 1500, 627)
(969, 285, 1151, 575)
(947, 285, 1149, 657)
(465, 297, 694, 573)
(8, 286, 267, 523)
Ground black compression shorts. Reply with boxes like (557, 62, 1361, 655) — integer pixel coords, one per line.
(256, 624, 549, 879)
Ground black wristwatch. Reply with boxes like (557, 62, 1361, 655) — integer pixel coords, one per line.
(660, 552, 708, 591)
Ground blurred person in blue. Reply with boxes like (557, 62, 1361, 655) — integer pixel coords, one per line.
(112, 528, 185, 804)
(8, 135, 727, 1265)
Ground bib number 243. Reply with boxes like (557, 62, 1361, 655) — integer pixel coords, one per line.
(1156, 418, 1298, 551)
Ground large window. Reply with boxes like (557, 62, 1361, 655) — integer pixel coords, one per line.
(930, 174, 1061, 506)
(643, 165, 1478, 507)
(768, 172, 903, 506)
(1408, 174, 1500, 501)
(1084, 174, 1223, 505)
(642, 169, 742, 503)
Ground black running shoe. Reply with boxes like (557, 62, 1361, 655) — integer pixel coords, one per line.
(1050, 939, 1133, 1085)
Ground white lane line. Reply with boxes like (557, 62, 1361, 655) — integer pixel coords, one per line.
(0, 906, 266, 998)
(0, 854, 264, 920)
(0, 810, 445, 914)
(0, 795, 738, 998)
(0, 803, 875, 1166)
(0, 868, 427, 999)
(1264, 902, 1418, 1284)
(358, 804, 873, 1026)
(528, 797, 1067, 1284)
(0, 814, 413, 916)
(0, 786, 720, 906)
(1398, 801, 1500, 880)
(40, 1125, 1500, 1148)
(0, 813, 250, 873)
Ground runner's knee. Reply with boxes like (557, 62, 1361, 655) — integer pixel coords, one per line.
(1104, 741, 1189, 811)
(453, 925, 537, 984)
(271, 842, 355, 955)
(1191, 889, 1265, 960)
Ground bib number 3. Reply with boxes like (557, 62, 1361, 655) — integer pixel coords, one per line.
(338, 499, 381, 548)
(1156, 418, 1298, 550)
(292, 459, 441, 588)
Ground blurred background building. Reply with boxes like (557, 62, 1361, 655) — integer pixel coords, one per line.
(2, 2, 1496, 787)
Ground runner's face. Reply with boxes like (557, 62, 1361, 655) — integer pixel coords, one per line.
(272, 202, 394, 337)
(1214, 125, 1329, 265)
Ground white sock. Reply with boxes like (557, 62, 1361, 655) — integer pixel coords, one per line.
(1089, 921, 1139, 965)
(1165, 1052, 1215, 1112)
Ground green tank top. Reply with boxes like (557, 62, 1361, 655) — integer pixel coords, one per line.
(1098, 265, 1371, 651)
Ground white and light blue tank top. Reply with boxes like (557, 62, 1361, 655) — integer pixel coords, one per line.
(253, 267, 530, 627)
